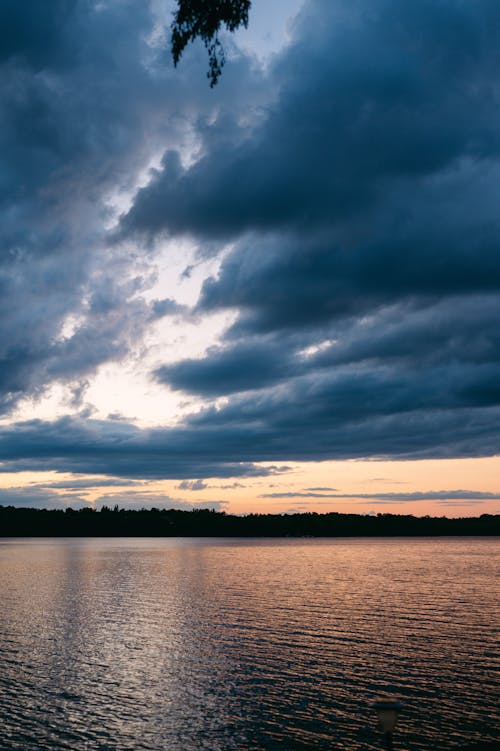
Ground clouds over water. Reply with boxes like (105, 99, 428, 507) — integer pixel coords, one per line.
(1, 0, 500, 480)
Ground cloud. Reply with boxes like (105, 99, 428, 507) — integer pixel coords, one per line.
(0, 1, 164, 404)
(0, 416, 295, 479)
(155, 337, 297, 395)
(150, 298, 189, 320)
(365, 490, 500, 502)
(122, 0, 500, 243)
(435, 500, 485, 507)
(35, 478, 144, 490)
(0, 0, 78, 69)
(262, 492, 342, 499)
(0, 409, 498, 482)
(177, 479, 208, 491)
(261, 489, 500, 502)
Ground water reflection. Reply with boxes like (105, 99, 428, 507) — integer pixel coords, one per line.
(0, 538, 498, 750)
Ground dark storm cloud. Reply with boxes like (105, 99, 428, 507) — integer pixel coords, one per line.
(135, 0, 500, 465)
(307, 297, 500, 371)
(0, 0, 155, 409)
(0, 416, 293, 479)
(176, 352, 500, 453)
(196, 219, 500, 336)
(0, 0, 76, 69)
(0, 0, 261, 414)
(153, 294, 500, 406)
(0, 405, 498, 481)
(155, 338, 297, 395)
(122, 0, 500, 241)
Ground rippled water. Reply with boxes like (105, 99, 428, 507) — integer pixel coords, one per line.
(0, 537, 498, 750)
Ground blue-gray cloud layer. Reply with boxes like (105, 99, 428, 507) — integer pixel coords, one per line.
(134, 0, 500, 468)
(0, 409, 497, 480)
(2, 0, 500, 483)
(0, 0, 256, 413)
(261, 490, 500, 501)
(125, 0, 500, 242)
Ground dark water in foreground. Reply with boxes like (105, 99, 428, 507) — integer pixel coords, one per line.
(0, 537, 498, 751)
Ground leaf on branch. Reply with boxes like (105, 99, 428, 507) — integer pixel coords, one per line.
(171, 0, 251, 87)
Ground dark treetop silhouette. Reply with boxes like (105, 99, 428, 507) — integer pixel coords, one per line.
(171, 0, 251, 85)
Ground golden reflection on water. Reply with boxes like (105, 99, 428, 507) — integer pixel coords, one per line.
(0, 537, 499, 750)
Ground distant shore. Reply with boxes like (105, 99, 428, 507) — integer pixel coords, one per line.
(1, 505, 499, 537)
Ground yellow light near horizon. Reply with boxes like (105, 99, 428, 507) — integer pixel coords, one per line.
(0, 457, 499, 518)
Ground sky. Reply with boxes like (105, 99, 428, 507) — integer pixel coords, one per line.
(1, 0, 499, 518)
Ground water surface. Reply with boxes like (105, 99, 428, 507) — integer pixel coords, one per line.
(1, 537, 498, 750)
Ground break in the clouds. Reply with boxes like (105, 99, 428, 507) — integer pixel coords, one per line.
(1, 0, 500, 490)
(0, 0, 260, 416)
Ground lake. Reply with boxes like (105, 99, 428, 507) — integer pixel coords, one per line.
(0, 537, 498, 750)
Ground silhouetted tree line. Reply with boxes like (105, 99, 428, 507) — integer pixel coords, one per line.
(0, 505, 499, 537)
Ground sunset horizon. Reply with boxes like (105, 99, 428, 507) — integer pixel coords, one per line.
(1, 0, 499, 519)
